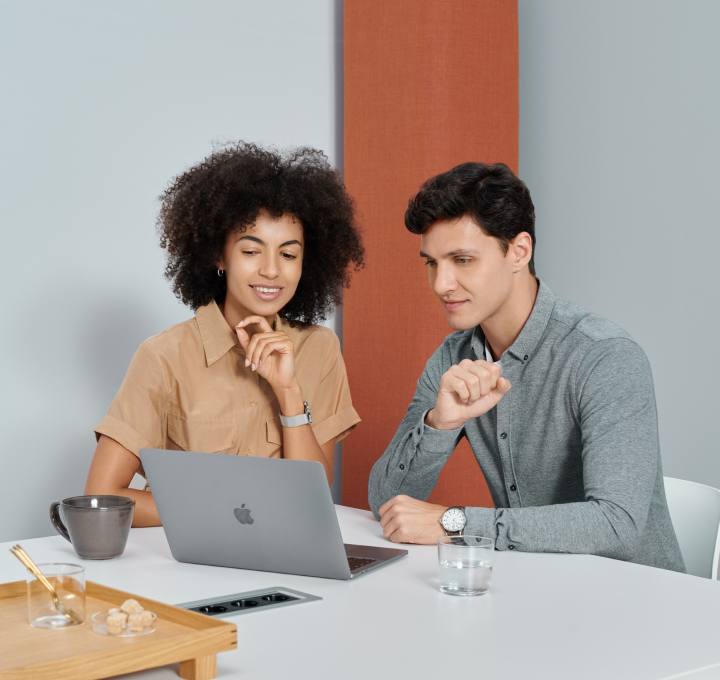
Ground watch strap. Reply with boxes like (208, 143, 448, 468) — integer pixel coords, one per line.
(279, 401, 313, 428)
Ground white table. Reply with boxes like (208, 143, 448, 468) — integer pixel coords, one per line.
(3, 506, 720, 680)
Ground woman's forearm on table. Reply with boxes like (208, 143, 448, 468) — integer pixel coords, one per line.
(85, 435, 162, 527)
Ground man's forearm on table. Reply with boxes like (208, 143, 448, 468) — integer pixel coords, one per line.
(465, 499, 650, 560)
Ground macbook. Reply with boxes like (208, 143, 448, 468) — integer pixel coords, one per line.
(139, 449, 407, 579)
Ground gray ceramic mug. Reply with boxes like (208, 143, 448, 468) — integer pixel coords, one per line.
(49, 495, 135, 560)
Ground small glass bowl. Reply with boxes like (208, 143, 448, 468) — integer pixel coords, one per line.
(91, 609, 157, 637)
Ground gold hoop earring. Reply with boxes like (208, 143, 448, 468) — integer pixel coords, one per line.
(218, 269, 225, 277)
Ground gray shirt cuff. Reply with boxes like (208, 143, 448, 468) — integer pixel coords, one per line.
(412, 409, 464, 455)
(465, 506, 496, 542)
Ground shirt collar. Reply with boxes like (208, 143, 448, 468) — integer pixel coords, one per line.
(484, 339, 502, 367)
(195, 300, 284, 367)
(471, 279, 555, 363)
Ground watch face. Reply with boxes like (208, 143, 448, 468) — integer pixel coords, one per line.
(442, 508, 466, 532)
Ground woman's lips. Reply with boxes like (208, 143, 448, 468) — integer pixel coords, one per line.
(443, 299, 467, 311)
(250, 285, 283, 302)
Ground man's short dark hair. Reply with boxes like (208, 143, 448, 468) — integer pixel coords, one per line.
(405, 162, 536, 275)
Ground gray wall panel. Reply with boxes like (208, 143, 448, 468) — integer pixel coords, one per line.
(0, 0, 343, 541)
(519, 1, 720, 488)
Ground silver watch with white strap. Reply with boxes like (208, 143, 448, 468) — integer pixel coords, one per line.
(279, 401, 313, 428)
(440, 506, 467, 536)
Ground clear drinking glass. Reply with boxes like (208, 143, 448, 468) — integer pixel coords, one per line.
(27, 562, 85, 628)
(438, 536, 494, 596)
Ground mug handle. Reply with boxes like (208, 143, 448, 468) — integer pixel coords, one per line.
(49, 502, 71, 543)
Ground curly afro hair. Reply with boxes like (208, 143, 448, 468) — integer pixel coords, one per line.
(157, 142, 364, 326)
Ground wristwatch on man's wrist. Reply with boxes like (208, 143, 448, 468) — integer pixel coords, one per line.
(279, 401, 313, 428)
(440, 506, 467, 536)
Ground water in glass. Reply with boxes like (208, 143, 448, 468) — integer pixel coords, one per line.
(438, 535, 494, 596)
(439, 558, 492, 596)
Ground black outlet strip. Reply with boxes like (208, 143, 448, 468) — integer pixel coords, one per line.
(174, 587, 322, 619)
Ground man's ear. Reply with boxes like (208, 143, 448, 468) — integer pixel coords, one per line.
(510, 232, 533, 272)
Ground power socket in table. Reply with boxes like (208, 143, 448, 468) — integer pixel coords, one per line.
(174, 587, 321, 619)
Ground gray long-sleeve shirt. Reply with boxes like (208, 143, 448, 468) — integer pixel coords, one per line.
(369, 281, 685, 573)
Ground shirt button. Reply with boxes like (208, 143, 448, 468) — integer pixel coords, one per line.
(523, 355, 528, 361)
(244, 449, 251, 456)
(250, 400, 257, 407)
(399, 464, 405, 470)
(500, 432, 507, 439)
(417, 428, 421, 435)
(510, 484, 517, 491)
(508, 544, 516, 550)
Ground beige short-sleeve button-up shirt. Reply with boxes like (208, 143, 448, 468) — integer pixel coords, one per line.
(95, 301, 361, 473)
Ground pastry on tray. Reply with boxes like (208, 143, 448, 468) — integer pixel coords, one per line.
(92, 600, 156, 637)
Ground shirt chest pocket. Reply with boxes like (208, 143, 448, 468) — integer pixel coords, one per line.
(167, 413, 237, 454)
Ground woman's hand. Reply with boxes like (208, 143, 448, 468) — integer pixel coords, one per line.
(236, 315, 298, 391)
(235, 315, 334, 484)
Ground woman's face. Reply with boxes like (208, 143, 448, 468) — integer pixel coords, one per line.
(218, 211, 304, 323)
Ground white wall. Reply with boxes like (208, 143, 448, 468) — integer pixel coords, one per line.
(519, 1, 720, 488)
(0, 0, 343, 541)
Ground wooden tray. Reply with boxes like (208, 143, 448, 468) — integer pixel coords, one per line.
(0, 580, 237, 680)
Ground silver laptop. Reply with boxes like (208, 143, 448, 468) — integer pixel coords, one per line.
(139, 449, 407, 580)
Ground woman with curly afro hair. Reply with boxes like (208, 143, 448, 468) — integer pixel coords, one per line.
(86, 142, 365, 527)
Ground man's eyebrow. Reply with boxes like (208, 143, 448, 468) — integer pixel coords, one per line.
(419, 248, 479, 258)
(445, 248, 479, 257)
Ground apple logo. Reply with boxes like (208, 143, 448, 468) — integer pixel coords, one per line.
(234, 504, 254, 525)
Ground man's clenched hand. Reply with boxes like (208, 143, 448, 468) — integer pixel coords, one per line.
(425, 359, 511, 431)
(378, 495, 448, 545)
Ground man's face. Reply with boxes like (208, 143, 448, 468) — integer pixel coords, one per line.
(420, 216, 516, 331)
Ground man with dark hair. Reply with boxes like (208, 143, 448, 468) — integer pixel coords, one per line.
(368, 162, 685, 572)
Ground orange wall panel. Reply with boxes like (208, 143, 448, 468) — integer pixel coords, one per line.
(343, 0, 519, 510)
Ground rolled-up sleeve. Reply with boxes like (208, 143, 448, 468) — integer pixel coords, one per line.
(310, 334, 361, 446)
(94, 341, 172, 458)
